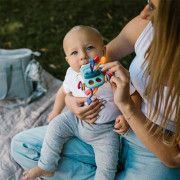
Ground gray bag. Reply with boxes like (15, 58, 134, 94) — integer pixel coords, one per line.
(0, 48, 47, 108)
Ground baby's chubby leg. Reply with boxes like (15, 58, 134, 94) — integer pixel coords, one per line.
(82, 122, 120, 180)
(23, 166, 54, 180)
(93, 134, 120, 180)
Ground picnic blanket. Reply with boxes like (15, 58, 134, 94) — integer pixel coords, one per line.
(0, 70, 63, 180)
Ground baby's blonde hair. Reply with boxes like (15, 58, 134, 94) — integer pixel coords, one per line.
(70, 25, 102, 37)
(63, 25, 104, 49)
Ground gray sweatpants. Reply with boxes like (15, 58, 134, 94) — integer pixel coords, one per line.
(39, 111, 120, 180)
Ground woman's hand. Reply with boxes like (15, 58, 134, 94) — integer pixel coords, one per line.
(65, 93, 104, 123)
(102, 61, 132, 108)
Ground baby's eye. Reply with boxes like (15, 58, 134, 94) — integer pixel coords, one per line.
(87, 46, 94, 50)
(71, 51, 78, 55)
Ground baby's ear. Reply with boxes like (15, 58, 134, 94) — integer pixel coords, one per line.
(102, 46, 106, 55)
(65, 57, 68, 61)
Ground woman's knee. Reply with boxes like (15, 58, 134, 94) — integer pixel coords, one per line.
(11, 126, 47, 154)
(11, 132, 24, 160)
(11, 131, 24, 149)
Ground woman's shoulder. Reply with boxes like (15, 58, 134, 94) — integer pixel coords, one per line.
(123, 16, 150, 46)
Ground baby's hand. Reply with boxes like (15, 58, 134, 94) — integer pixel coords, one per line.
(113, 115, 130, 135)
(47, 111, 59, 122)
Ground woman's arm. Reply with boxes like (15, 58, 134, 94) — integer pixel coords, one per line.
(102, 61, 180, 168)
(130, 91, 141, 108)
(122, 103, 180, 168)
(106, 15, 149, 62)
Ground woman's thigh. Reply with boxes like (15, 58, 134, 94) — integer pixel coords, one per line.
(116, 128, 180, 180)
(11, 125, 96, 180)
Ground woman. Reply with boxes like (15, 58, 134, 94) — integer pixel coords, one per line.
(11, 0, 180, 179)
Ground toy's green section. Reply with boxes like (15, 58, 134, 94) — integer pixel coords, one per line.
(80, 64, 105, 89)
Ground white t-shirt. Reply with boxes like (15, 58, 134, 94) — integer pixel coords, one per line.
(130, 22, 176, 131)
(63, 67, 135, 124)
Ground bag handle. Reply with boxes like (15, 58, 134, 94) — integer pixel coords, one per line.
(0, 65, 12, 100)
(31, 51, 41, 58)
(32, 51, 41, 56)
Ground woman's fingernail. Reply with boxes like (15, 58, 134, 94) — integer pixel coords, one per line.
(101, 68, 105, 72)
(100, 106, 105, 110)
(99, 99, 104, 102)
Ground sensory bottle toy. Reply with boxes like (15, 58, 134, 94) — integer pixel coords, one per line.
(78, 56, 112, 105)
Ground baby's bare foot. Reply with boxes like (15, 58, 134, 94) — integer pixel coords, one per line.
(23, 166, 54, 180)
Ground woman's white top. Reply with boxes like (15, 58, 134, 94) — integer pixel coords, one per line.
(130, 22, 175, 131)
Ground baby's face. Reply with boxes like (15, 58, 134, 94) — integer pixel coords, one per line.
(63, 28, 105, 72)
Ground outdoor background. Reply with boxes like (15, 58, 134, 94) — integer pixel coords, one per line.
(0, 0, 146, 80)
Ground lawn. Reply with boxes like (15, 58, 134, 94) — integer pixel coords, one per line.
(0, 0, 146, 80)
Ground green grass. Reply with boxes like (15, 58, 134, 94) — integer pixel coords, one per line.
(0, 0, 146, 80)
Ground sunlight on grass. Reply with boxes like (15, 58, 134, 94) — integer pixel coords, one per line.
(0, 22, 23, 35)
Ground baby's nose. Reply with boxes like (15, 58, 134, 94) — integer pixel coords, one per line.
(80, 51, 88, 60)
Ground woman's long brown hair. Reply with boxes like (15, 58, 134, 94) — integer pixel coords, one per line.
(143, 0, 180, 147)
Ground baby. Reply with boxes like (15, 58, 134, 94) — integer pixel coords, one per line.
(23, 25, 140, 180)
